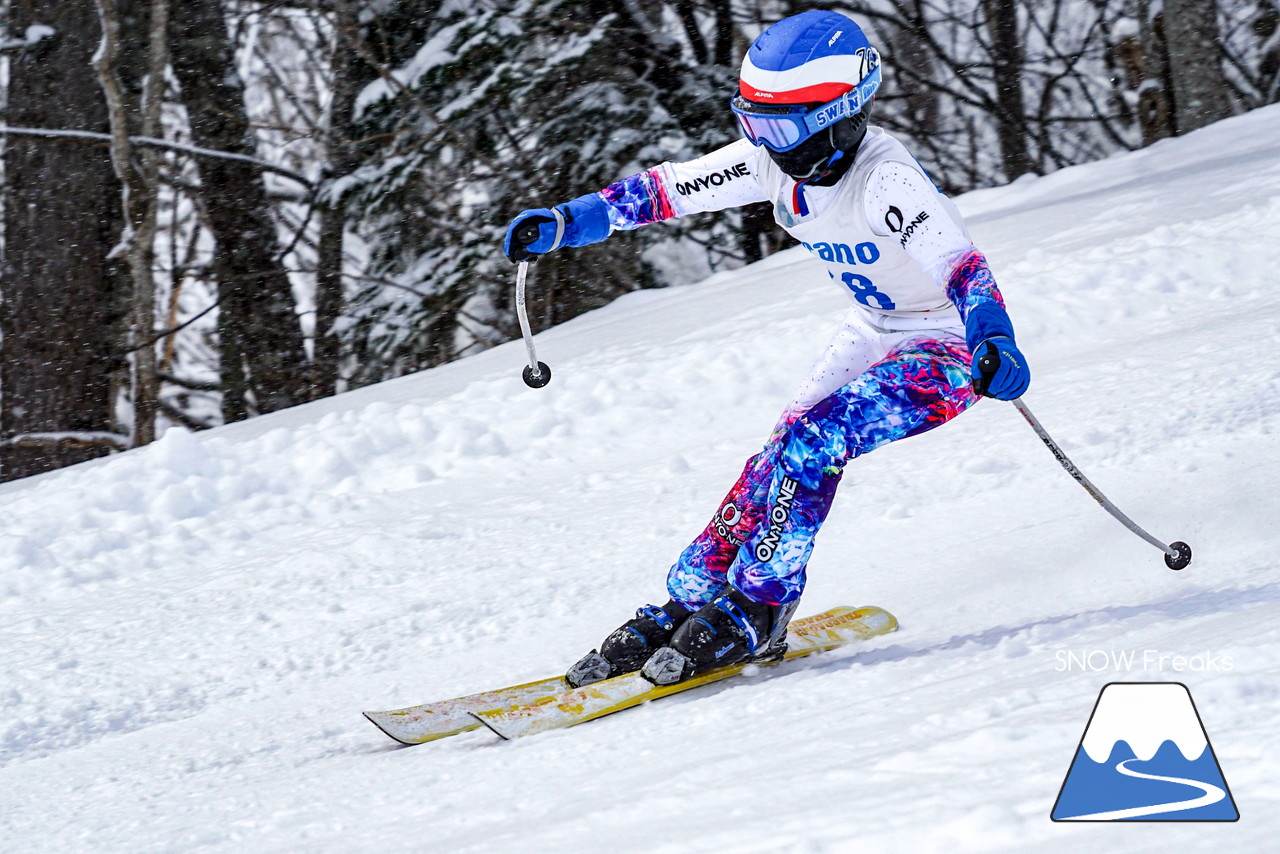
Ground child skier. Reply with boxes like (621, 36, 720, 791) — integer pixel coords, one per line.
(503, 10, 1030, 687)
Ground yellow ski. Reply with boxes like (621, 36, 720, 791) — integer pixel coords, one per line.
(364, 606, 895, 745)
(364, 675, 570, 745)
(471, 606, 897, 740)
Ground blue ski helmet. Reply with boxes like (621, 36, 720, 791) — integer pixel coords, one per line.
(733, 10, 881, 181)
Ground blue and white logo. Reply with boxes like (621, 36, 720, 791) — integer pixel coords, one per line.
(1051, 682, 1238, 821)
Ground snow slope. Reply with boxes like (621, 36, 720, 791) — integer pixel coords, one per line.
(4, 107, 1280, 853)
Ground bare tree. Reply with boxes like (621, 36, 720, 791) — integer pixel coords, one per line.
(170, 0, 310, 420)
(93, 0, 170, 447)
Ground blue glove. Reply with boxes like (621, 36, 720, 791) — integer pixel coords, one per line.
(971, 337, 1030, 399)
(503, 193, 612, 263)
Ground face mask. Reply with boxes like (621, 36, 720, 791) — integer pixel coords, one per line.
(767, 109, 871, 182)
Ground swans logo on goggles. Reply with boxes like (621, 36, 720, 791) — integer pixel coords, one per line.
(813, 100, 849, 129)
(714, 502, 744, 545)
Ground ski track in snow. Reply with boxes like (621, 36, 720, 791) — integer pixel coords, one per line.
(4, 107, 1280, 852)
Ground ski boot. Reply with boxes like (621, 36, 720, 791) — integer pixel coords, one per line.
(566, 599, 692, 688)
(640, 588, 798, 686)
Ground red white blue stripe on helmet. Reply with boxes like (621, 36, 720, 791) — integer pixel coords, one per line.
(738, 10, 877, 103)
(739, 50, 876, 104)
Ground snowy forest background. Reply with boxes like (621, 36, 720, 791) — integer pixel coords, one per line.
(1, 0, 1276, 483)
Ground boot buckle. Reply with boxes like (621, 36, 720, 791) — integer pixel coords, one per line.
(713, 596, 761, 654)
(636, 604, 675, 631)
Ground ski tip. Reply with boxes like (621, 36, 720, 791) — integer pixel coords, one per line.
(815, 605, 899, 637)
(363, 711, 416, 746)
(468, 710, 512, 741)
(860, 605, 899, 633)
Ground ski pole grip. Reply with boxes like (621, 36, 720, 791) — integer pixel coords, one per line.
(517, 222, 541, 246)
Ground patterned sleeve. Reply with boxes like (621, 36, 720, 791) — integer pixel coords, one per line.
(943, 250, 1007, 324)
(598, 167, 679, 232)
(598, 139, 769, 231)
(865, 159, 1014, 343)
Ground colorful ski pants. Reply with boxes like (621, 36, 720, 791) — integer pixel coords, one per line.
(667, 308, 979, 608)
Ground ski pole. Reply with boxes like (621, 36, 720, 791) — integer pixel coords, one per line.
(514, 256, 551, 388)
(1011, 398, 1192, 570)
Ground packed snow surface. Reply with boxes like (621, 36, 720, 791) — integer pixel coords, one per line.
(5, 107, 1280, 852)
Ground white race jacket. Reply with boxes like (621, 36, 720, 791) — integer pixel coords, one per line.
(598, 128, 994, 328)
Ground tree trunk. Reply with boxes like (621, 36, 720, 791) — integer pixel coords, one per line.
(169, 0, 310, 419)
(739, 202, 774, 264)
(892, 16, 941, 140)
(673, 0, 708, 64)
(710, 0, 734, 68)
(981, 0, 1034, 180)
(1257, 2, 1280, 103)
(1163, 0, 1236, 132)
(93, 0, 167, 447)
(1136, 0, 1177, 144)
(1, 1, 125, 481)
(312, 0, 362, 399)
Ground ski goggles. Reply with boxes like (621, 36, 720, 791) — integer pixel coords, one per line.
(732, 62, 881, 152)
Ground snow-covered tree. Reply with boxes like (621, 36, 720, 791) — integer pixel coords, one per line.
(334, 0, 747, 384)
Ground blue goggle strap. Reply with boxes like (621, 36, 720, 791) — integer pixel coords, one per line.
(804, 64, 882, 138)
